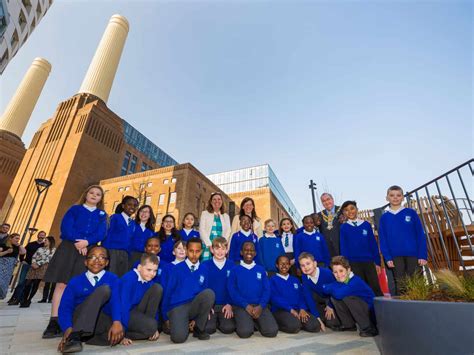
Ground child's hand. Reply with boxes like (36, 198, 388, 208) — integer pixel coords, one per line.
(74, 239, 89, 251)
(298, 309, 309, 323)
(108, 321, 124, 346)
(317, 317, 326, 332)
(290, 309, 299, 318)
(324, 306, 335, 320)
(120, 337, 133, 346)
(148, 330, 160, 341)
(418, 259, 427, 266)
(222, 304, 233, 319)
(57, 327, 73, 352)
(188, 320, 195, 332)
(6, 248, 13, 254)
(386, 260, 394, 268)
(375, 265, 381, 274)
(208, 307, 214, 320)
(245, 304, 254, 316)
(252, 305, 263, 319)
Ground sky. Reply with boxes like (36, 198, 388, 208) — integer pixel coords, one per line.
(0, 0, 472, 215)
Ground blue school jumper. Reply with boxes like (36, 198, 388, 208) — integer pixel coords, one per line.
(294, 230, 331, 267)
(301, 267, 336, 317)
(120, 270, 158, 329)
(129, 224, 155, 254)
(132, 259, 168, 287)
(227, 263, 270, 308)
(269, 275, 307, 312)
(229, 231, 261, 264)
(58, 271, 120, 331)
(179, 229, 200, 242)
(102, 213, 135, 251)
(201, 258, 234, 305)
(60, 205, 107, 245)
(259, 236, 285, 272)
(161, 261, 209, 320)
(323, 274, 375, 309)
(340, 221, 381, 266)
(158, 235, 177, 264)
(378, 208, 427, 262)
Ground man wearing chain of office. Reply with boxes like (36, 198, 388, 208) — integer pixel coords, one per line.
(316, 193, 343, 257)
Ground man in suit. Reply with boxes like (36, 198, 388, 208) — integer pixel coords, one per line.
(316, 193, 343, 258)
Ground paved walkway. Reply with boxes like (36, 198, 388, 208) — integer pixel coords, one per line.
(0, 292, 380, 354)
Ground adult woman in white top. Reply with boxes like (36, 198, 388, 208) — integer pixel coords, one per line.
(231, 197, 263, 238)
(199, 192, 231, 260)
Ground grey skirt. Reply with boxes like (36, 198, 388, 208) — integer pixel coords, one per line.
(43, 240, 87, 284)
(107, 249, 129, 277)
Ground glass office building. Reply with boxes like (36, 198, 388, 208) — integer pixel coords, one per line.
(207, 164, 302, 223)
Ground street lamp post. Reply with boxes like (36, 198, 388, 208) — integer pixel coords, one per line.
(309, 180, 318, 214)
(19, 178, 52, 246)
(27, 227, 39, 245)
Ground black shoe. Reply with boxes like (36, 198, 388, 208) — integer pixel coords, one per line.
(19, 301, 31, 308)
(62, 332, 83, 353)
(38, 299, 47, 303)
(42, 320, 63, 339)
(192, 328, 210, 340)
(359, 328, 378, 337)
(8, 299, 19, 306)
(331, 325, 357, 332)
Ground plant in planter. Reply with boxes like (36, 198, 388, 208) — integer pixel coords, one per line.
(374, 269, 474, 355)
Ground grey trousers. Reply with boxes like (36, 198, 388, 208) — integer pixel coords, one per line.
(311, 292, 341, 328)
(127, 283, 163, 340)
(167, 289, 215, 343)
(233, 306, 278, 338)
(392, 256, 419, 295)
(205, 304, 236, 334)
(272, 310, 321, 333)
(330, 296, 374, 331)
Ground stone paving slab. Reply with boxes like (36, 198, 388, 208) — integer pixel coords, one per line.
(0, 292, 380, 355)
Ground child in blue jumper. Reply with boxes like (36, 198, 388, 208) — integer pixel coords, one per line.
(201, 237, 235, 334)
(57, 246, 123, 353)
(43, 185, 108, 339)
(378, 185, 427, 295)
(162, 238, 215, 343)
(157, 214, 182, 264)
(102, 195, 139, 277)
(270, 255, 322, 333)
(323, 256, 378, 337)
(131, 237, 168, 287)
(340, 201, 383, 296)
(179, 213, 200, 242)
(229, 215, 261, 264)
(294, 215, 331, 268)
(119, 253, 162, 346)
(129, 205, 156, 267)
(227, 242, 278, 338)
(259, 219, 285, 276)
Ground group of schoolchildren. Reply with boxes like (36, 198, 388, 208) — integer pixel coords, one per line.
(37, 183, 427, 353)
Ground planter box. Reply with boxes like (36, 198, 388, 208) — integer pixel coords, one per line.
(374, 297, 473, 355)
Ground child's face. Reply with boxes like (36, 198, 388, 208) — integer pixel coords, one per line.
(303, 217, 315, 232)
(240, 216, 252, 231)
(85, 188, 103, 206)
(145, 239, 161, 255)
(299, 257, 317, 276)
(173, 243, 186, 260)
(186, 242, 202, 264)
(332, 264, 350, 282)
(139, 208, 150, 223)
(386, 190, 403, 207)
(265, 221, 276, 234)
(85, 247, 109, 274)
(123, 199, 138, 216)
(343, 205, 358, 220)
(240, 243, 256, 264)
(183, 215, 194, 229)
(162, 217, 174, 233)
(137, 261, 158, 282)
(211, 244, 227, 261)
(280, 220, 292, 233)
(276, 257, 290, 276)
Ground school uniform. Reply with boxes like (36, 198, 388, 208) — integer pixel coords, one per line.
(162, 259, 215, 343)
(44, 205, 107, 284)
(131, 258, 168, 288)
(129, 223, 156, 267)
(179, 228, 200, 242)
(378, 208, 427, 295)
(340, 220, 383, 296)
(58, 270, 121, 345)
(301, 267, 341, 328)
(102, 213, 135, 277)
(201, 258, 236, 334)
(281, 232, 297, 275)
(158, 234, 178, 264)
(120, 269, 163, 340)
(270, 274, 321, 333)
(229, 230, 261, 264)
(258, 235, 285, 274)
(227, 261, 278, 338)
(294, 229, 331, 268)
(322, 273, 377, 334)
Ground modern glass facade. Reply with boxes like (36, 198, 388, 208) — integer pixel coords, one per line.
(122, 120, 178, 168)
(207, 164, 302, 223)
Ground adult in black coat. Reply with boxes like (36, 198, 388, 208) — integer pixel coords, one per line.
(316, 193, 344, 258)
